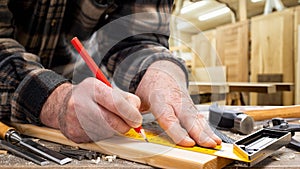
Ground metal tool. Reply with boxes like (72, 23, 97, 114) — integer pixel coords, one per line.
(0, 121, 72, 165)
(59, 147, 99, 161)
(234, 128, 291, 167)
(209, 103, 255, 134)
(0, 140, 49, 166)
(263, 118, 300, 151)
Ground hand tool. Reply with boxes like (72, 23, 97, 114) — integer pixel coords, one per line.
(70, 36, 148, 142)
(125, 126, 291, 167)
(263, 118, 300, 151)
(235, 105, 300, 121)
(0, 121, 72, 165)
(0, 140, 49, 166)
(59, 146, 99, 160)
(233, 128, 291, 167)
(209, 103, 255, 134)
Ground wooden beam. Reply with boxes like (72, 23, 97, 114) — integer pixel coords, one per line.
(274, 83, 294, 91)
(11, 123, 233, 169)
(228, 82, 277, 93)
(189, 82, 229, 94)
(294, 6, 300, 104)
(189, 82, 295, 94)
(238, 0, 247, 21)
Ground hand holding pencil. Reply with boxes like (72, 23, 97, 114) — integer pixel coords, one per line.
(71, 37, 148, 142)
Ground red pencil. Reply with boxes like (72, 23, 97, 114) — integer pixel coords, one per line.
(71, 37, 148, 142)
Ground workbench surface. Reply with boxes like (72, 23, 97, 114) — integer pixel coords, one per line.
(1, 134, 299, 169)
(1, 106, 300, 169)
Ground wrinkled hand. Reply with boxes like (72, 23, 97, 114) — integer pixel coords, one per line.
(136, 61, 222, 147)
(40, 77, 142, 143)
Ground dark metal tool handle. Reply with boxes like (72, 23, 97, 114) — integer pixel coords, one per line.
(286, 138, 300, 152)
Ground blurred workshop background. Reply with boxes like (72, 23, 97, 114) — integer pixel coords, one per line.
(170, 0, 300, 106)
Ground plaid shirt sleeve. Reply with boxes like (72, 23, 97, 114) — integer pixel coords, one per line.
(95, 0, 188, 93)
(0, 0, 69, 124)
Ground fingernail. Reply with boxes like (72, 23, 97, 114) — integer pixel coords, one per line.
(183, 136, 195, 147)
(185, 136, 194, 142)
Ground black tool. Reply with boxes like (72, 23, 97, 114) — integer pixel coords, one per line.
(0, 140, 49, 166)
(0, 121, 72, 165)
(59, 147, 99, 160)
(234, 128, 291, 167)
(22, 138, 72, 165)
(263, 118, 300, 151)
(209, 103, 255, 135)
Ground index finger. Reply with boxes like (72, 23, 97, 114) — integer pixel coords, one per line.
(94, 81, 143, 128)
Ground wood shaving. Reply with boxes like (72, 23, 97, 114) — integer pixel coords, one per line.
(102, 155, 117, 162)
(0, 150, 7, 155)
(91, 157, 101, 164)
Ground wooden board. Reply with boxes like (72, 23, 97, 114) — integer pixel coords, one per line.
(189, 81, 229, 94)
(191, 29, 217, 75)
(12, 123, 233, 169)
(193, 66, 227, 84)
(216, 20, 249, 82)
(250, 9, 294, 105)
(189, 82, 295, 94)
(238, 0, 247, 21)
(294, 6, 300, 104)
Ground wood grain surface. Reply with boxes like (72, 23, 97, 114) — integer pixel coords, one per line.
(12, 123, 233, 169)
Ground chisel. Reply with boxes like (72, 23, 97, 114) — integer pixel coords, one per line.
(0, 121, 72, 165)
(0, 140, 49, 166)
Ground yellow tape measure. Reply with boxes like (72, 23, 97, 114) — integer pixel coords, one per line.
(125, 129, 250, 162)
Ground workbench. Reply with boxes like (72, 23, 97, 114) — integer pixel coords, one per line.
(1, 105, 300, 169)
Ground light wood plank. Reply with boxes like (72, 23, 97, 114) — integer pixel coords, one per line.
(216, 20, 249, 83)
(294, 6, 300, 104)
(11, 123, 233, 169)
(189, 81, 229, 94)
(191, 29, 217, 77)
(250, 9, 294, 105)
(238, 0, 247, 21)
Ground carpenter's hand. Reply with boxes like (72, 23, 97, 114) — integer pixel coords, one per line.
(40, 78, 142, 143)
(136, 61, 222, 147)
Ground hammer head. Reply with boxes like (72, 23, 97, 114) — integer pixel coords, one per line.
(209, 103, 254, 135)
(234, 113, 255, 135)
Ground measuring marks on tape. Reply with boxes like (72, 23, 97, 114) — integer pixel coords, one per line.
(124, 129, 249, 162)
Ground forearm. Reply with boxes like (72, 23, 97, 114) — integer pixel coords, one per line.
(0, 38, 69, 124)
(40, 83, 72, 129)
